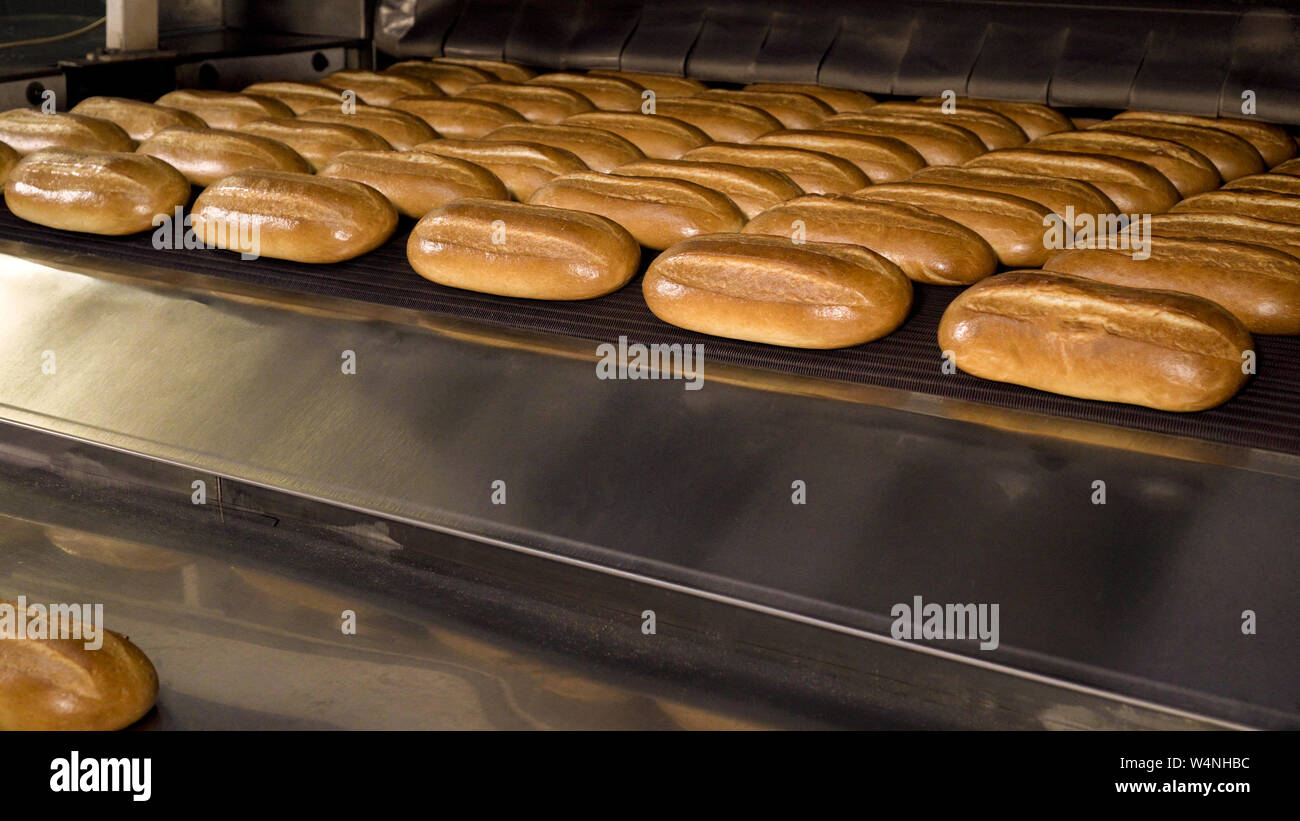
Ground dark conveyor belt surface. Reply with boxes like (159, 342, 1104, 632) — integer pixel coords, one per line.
(2, 205, 1298, 456)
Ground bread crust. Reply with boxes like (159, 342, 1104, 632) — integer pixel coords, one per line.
(0, 109, 135, 154)
(136, 126, 311, 185)
(319, 150, 508, 217)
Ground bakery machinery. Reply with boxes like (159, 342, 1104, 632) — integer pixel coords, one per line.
(0, 0, 1296, 730)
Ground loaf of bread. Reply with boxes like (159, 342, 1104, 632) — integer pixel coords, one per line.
(743, 83, 876, 113)
(1170, 190, 1300, 225)
(297, 104, 436, 150)
(482, 123, 644, 171)
(694, 89, 834, 130)
(154, 89, 293, 129)
(1043, 237, 1300, 334)
(384, 60, 494, 94)
(455, 82, 594, 124)
(320, 70, 440, 105)
(69, 96, 207, 141)
(587, 70, 706, 98)
(906, 166, 1118, 218)
(1112, 111, 1295, 167)
(527, 72, 645, 111)
(612, 158, 803, 219)
(852, 182, 1056, 267)
(435, 57, 535, 83)
(0, 141, 17, 182)
(415, 138, 587, 200)
(643, 233, 912, 348)
(241, 81, 353, 114)
(753, 129, 926, 182)
(1148, 212, 1300, 258)
(529, 171, 745, 249)
(5, 149, 189, 234)
(865, 101, 1029, 148)
(742, 194, 998, 285)
(651, 98, 783, 142)
(1088, 119, 1265, 180)
(238, 117, 392, 171)
(1223, 173, 1300, 197)
(1271, 158, 1300, 176)
(0, 604, 158, 731)
(939, 270, 1253, 411)
(916, 97, 1073, 139)
(190, 170, 398, 262)
(320, 149, 508, 218)
(0, 109, 135, 154)
(964, 148, 1181, 214)
(682, 143, 869, 194)
(136, 126, 311, 185)
(561, 111, 710, 158)
(1029, 130, 1220, 196)
(407, 198, 639, 299)
(389, 96, 525, 138)
(822, 113, 986, 165)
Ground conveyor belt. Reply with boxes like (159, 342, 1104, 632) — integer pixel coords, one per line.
(3, 205, 1298, 456)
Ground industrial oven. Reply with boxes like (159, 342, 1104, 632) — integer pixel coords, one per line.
(0, 0, 1296, 731)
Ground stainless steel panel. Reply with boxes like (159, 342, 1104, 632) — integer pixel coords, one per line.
(173, 46, 348, 87)
(223, 0, 369, 39)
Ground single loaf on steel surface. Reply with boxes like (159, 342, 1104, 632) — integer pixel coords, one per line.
(529, 171, 745, 250)
(455, 82, 594, 124)
(319, 70, 440, 105)
(1087, 119, 1265, 180)
(1223, 173, 1300, 197)
(190, 170, 398, 263)
(238, 117, 392, 171)
(296, 105, 436, 150)
(741, 194, 998, 285)
(694, 89, 835, 130)
(407, 198, 640, 299)
(561, 111, 710, 159)
(241, 81, 355, 114)
(964, 148, 1181, 214)
(611, 158, 803, 219)
(527, 72, 645, 111)
(434, 57, 535, 83)
(938, 270, 1254, 411)
(1170, 190, 1300, 226)
(1043, 237, 1300, 335)
(905, 166, 1118, 219)
(1148, 212, 1300, 259)
(0, 109, 135, 154)
(1112, 111, 1295, 167)
(651, 98, 783, 143)
(69, 96, 207, 141)
(915, 97, 1073, 139)
(863, 101, 1029, 149)
(743, 83, 875, 114)
(753, 129, 926, 182)
(643, 233, 913, 348)
(1029, 130, 1221, 196)
(482, 122, 644, 171)
(319, 150, 508, 218)
(384, 61, 494, 94)
(389, 96, 525, 138)
(5, 149, 189, 235)
(136, 126, 311, 186)
(681, 142, 869, 194)
(415, 138, 587, 200)
(154, 89, 293, 129)
(588, 70, 705, 98)
(0, 604, 158, 731)
(822, 113, 987, 166)
(852, 182, 1056, 267)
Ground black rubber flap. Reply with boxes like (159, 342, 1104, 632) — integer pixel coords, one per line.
(5, 206, 1298, 457)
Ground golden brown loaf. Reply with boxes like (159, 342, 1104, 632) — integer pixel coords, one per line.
(135, 126, 311, 186)
(388, 96, 526, 138)
(528, 171, 745, 249)
(527, 72, 645, 111)
(1029, 130, 1221, 196)
(741, 194, 998, 285)
(651, 98, 783, 142)
(611, 158, 803, 219)
(906, 166, 1118, 219)
(681, 142, 869, 194)
(852, 182, 1056, 267)
(5, 149, 189, 235)
(319, 150, 508, 218)
(69, 96, 207, 141)
(0, 109, 135, 154)
(1223, 173, 1300, 197)
(1148, 212, 1300, 258)
(588, 70, 706, 97)
(938, 270, 1253, 411)
(407, 198, 640, 299)
(0, 610, 158, 731)
(753, 129, 926, 182)
(415, 138, 587, 200)
(296, 104, 437, 150)
(822, 113, 986, 166)
(0, 141, 17, 182)
(1088, 118, 1265, 180)
(916, 97, 1073, 139)
(154, 89, 293, 129)
(319, 70, 440, 105)
(1170, 190, 1300, 226)
(1271, 158, 1300, 176)
(455, 82, 594, 123)
(482, 122, 644, 171)
(238, 117, 392, 171)
(964, 148, 1181, 214)
(743, 83, 876, 113)
(190, 170, 398, 263)
(384, 60, 494, 94)
(864, 101, 1029, 149)
(694, 89, 834, 129)
(1112, 110, 1296, 167)
(561, 111, 710, 158)
(241, 81, 354, 114)
(643, 233, 913, 348)
(435, 57, 535, 82)
(1043, 237, 1300, 335)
